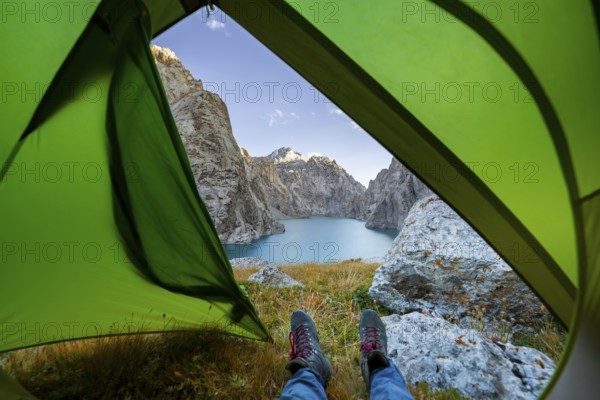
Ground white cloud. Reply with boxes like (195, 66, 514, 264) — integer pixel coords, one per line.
(329, 106, 362, 130)
(267, 109, 300, 127)
(206, 18, 226, 31)
(349, 121, 362, 130)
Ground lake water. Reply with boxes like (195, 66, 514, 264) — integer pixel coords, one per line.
(224, 216, 398, 264)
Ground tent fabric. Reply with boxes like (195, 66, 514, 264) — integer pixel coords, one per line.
(0, 0, 268, 358)
(0, 369, 36, 400)
(0, 0, 101, 166)
(1, 0, 598, 398)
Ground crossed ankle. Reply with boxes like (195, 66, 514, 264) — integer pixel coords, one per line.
(288, 364, 302, 375)
(367, 352, 390, 373)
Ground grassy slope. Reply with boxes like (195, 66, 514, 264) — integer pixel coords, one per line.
(4, 261, 564, 399)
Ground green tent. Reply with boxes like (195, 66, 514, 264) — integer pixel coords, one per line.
(1, 0, 598, 398)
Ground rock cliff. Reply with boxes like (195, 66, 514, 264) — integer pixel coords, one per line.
(259, 147, 366, 218)
(350, 158, 432, 229)
(153, 45, 284, 243)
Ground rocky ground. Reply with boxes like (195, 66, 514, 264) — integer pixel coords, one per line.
(384, 312, 554, 399)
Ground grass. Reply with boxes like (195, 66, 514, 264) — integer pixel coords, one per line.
(510, 313, 567, 362)
(3, 261, 562, 399)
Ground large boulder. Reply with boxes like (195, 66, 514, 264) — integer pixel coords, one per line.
(370, 196, 546, 331)
(247, 265, 303, 288)
(384, 312, 555, 399)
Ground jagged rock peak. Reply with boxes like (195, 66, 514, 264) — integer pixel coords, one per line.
(267, 147, 307, 163)
(308, 155, 341, 169)
(151, 45, 179, 64)
(348, 157, 432, 229)
(240, 147, 251, 158)
(152, 45, 203, 103)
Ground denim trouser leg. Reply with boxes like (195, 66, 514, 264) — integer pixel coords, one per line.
(370, 358, 414, 400)
(280, 368, 328, 400)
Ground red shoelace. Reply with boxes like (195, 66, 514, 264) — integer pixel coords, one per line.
(360, 325, 382, 353)
(289, 325, 311, 360)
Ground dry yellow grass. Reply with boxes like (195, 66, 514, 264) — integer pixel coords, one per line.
(3, 260, 561, 399)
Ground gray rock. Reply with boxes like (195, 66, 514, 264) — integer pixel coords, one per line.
(383, 312, 555, 399)
(247, 265, 303, 288)
(370, 196, 546, 330)
(349, 158, 432, 230)
(229, 257, 269, 269)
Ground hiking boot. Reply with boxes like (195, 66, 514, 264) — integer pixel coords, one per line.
(359, 309, 390, 389)
(286, 310, 333, 382)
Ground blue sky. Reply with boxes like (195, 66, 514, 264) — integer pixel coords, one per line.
(152, 7, 393, 186)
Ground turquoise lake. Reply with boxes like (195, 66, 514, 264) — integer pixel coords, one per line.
(224, 216, 398, 264)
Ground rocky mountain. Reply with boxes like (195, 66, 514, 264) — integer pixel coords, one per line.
(260, 147, 366, 218)
(349, 158, 432, 230)
(153, 45, 284, 244)
(153, 46, 367, 242)
(266, 147, 307, 164)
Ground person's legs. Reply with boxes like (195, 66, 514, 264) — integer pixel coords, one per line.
(369, 357, 413, 400)
(280, 367, 328, 400)
(359, 310, 414, 400)
(280, 310, 333, 399)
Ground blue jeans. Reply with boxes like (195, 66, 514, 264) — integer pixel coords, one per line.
(279, 358, 414, 400)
